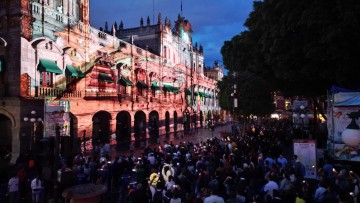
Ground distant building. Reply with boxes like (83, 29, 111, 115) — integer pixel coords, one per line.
(204, 61, 224, 81)
(0, 0, 221, 163)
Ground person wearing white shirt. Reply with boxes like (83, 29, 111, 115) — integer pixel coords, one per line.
(8, 174, 19, 203)
(204, 186, 225, 203)
(31, 176, 42, 203)
(263, 175, 279, 200)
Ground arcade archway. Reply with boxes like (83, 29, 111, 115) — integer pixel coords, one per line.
(134, 111, 146, 147)
(183, 109, 190, 135)
(0, 114, 12, 162)
(61, 113, 78, 159)
(173, 111, 178, 133)
(116, 111, 131, 150)
(165, 111, 170, 137)
(92, 111, 111, 146)
(148, 111, 159, 142)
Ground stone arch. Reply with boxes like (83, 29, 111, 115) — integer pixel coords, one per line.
(116, 111, 131, 150)
(134, 111, 146, 147)
(148, 110, 159, 142)
(173, 111, 178, 133)
(0, 113, 13, 163)
(92, 111, 112, 146)
(0, 37, 8, 47)
(31, 37, 62, 54)
(183, 109, 190, 134)
(165, 111, 170, 137)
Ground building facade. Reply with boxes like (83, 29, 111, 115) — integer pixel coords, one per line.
(0, 0, 221, 163)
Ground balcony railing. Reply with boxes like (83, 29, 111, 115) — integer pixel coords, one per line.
(84, 91, 117, 100)
(37, 87, 82, 98)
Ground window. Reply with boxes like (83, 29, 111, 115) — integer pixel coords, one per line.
(65, 76, 76, 90)
(137, 87, 143, 96)
(40, 72, 53, 87)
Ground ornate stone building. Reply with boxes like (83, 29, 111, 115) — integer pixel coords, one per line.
(0, 0, 222, 163)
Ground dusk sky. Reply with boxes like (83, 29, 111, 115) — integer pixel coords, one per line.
(90, 0, 254, 68)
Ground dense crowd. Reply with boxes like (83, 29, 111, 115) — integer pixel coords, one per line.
(7, 119, 360, 203)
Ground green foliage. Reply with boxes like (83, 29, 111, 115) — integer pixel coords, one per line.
(221, 0, 360, 99)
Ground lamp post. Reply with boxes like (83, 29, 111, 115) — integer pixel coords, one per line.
(23, 110, 42, 152)
(53, 124, 61, 203)
(292, 105, 312, 138)
(231, 74, 237, 136)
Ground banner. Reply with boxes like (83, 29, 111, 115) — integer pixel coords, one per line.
(327, 91, 360, 162)
(44, 100, 70, 137)
(293, 139, 317, 179)
(329, 106, 360, 161)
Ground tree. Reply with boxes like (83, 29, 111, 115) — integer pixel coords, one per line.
(217, 72, 275, 117)
(222, 0, 360, 97)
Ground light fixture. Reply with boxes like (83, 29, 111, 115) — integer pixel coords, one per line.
(300, 114, 306, 118)
(342, 110, 360, 148)
(293, 113, 298, 118)
(24, 117, 29, 122)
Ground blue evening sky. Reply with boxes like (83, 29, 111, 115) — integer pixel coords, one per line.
(90, 0, 254, 69)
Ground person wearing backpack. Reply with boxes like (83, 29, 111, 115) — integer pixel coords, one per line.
(150, 181, 164, 203)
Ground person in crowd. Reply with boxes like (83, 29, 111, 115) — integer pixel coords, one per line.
(127, 183, 150, 203)
(322, 158, 334, 182)
(263, 174, 279, 201)
(314, 179, 327, 203)
(276, 154, 288, 170)
(8, 173, 19, 203)
(30, 175, 42, 203)
(204, 181, 225, 203)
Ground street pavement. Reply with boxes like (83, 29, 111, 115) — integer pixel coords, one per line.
(112, 124, 233, 158)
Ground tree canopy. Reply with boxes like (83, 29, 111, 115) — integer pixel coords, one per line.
(221, 0, 360, 98)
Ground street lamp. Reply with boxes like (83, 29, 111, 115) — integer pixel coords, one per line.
(292, 104, 312, 138)
(23, 110, 42, 151)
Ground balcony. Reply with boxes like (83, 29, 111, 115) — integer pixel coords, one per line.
(37, 87, 82, 99)
(84, 91, 117, 100)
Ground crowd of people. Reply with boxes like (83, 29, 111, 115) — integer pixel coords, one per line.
(6, 119, 360, 203)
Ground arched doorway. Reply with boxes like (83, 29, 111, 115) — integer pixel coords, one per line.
(183, 109, 190, 135)
(173, 111, 178, 134)
(61, 113, 78, 159)
(0, 114, 11, 162)
(148, 111, 159, 143)
(134, 111, 146, 147)
(165, 111, 170, 137)
(92, 111, 111, 147)
(200, 111, 203, 127)
(116, 111, 131, 150)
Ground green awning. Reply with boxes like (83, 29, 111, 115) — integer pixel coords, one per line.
(37, 59, 62, 74)
(185, 88, 191, 95)
(163, 84, 174, 92)
(118, 77, 134, 86)
(98, 72, 113, 83)
(65, 65, 85, 78)
(172, 87, 180, 93)
(199, 92, 207, 97)
(0, 59, 3, 72)
(136, 80, 148, 88)
(194, 92, 199, 96)
(151, 82, 160, 90)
